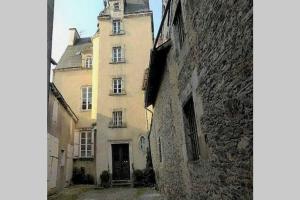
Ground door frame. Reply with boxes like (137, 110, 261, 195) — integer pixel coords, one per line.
(107, 140, 133, 180)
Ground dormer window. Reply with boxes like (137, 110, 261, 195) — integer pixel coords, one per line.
(114, 2, 120, 11)
(85, 57, 92, 68)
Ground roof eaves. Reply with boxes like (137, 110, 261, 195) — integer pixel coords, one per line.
(50, 83, 79, 122)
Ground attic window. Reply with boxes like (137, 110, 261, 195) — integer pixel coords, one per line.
(114, 3, 120, 11)
(85, 57, 92, 68)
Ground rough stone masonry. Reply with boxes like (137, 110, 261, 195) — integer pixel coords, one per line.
(147, 0, 252, 199)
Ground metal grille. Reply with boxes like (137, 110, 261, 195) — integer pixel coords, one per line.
(183, 97, 200, 161)
(158, 137, 162, 162)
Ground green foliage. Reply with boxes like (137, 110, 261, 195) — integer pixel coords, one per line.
(133, 169, 145, 187)
(100, 170, 111, 188)
(71, 167, 95, 185)
(143, 167, 156, 187)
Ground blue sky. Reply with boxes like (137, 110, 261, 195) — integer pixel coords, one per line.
(52, 0, 162, 62)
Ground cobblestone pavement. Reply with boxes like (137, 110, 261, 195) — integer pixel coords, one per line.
(77, 187, 164, 200)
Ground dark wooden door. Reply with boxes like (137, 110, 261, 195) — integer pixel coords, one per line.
(112, 144, 130, 180)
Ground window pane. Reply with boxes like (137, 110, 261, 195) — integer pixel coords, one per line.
(81, 151, 86, 157)
(82, 101, 87, 110)
(82, 88, 87, 97)
(81, 132, 86, 138)
(81, 138, 86, 144)
(87, 151, 92, 157)
(87, 145, 92, 150)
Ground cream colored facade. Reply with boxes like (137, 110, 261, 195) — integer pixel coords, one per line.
(93, 0, 153, 181)
(52, 0, 153, 184)
(53, 69, 94, 128)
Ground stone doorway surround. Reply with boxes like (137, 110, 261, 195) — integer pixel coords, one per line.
(107, 139, 133, 180)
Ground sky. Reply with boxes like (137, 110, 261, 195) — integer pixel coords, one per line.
(52, 0, 162, 62)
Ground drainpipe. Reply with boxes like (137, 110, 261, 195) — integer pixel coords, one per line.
(145, 107, 154, 168)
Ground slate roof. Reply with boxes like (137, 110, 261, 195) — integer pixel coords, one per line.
(56, 37, 92, 69)
(124, 0, 150, 14)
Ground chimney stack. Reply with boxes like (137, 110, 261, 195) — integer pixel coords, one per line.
(68, 28, 80, 46)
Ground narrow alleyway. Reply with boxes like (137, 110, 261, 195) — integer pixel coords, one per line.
(77, 187, 163, 200)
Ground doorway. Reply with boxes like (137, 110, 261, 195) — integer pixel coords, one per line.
(111, 144, 130, 180)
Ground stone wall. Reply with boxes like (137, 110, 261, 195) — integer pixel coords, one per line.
(150, 0, 252, 199)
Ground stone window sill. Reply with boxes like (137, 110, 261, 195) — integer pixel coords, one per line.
(109, 60, 126, 64)
(110, 31, 125, 36)
(74, 157, 94, 161)
(109, 91, 127, 96)
(108, 123, 127, 129)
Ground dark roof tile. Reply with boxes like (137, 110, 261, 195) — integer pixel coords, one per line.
(56, 37, 92, 69)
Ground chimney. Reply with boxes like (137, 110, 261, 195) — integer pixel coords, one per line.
(68, 28, 80, 46)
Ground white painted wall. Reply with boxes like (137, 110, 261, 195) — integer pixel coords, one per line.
(47, 134, 59, 189)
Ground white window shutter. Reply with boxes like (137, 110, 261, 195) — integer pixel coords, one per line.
(73, 130, 80, 158)
(121, 78, 125, 91)
(91, 130, 95, 157)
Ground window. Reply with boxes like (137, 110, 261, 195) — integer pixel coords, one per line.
(158, 137, 162, 162)
(80, 131, 92, 158)
(139, 136, 147, 152)
(60, 150, 65, 166)
(114, 3, 120, 11)
(112, 46, 122, 62)
(112, 111, 122, 127)
(81, 86, 92, 111)
(112, 78, 123, 94)
(173, 1, 185, 48)
(113, 20, 121, 34)
(85, 57, 92, 68)
(183, 97, 200, 161)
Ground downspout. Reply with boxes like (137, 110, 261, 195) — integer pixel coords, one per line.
(145, 107, 154, 167)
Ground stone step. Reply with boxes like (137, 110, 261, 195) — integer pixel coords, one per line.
(112, 180, 131, 187)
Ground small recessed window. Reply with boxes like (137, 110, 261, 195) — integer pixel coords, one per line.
(183, 96, 200, 161)
(139, 136, 147, 152)
(173, 1, 185, 48)
(85, 57, 92, 68)
(60, 150, 65, 166)
(158, 137, 162, 162)
(114, 3, 120, 11)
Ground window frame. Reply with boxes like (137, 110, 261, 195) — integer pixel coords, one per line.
(112, 111, 123, 127)
(173, 1, 185, 49)
(112, 20, 121, 34)
(183, 96, 201, 161)
(112, 46, 122, 62)
(112, 78, 123, 94)
(81, 86, 92, 111)
(85, 57, 92, 68)
(158, 137, 163, 163)
(79, 131, 93, 158)
(114, 2, 120, 11)
(139, 136, 147, 153)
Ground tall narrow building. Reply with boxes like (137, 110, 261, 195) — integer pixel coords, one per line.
(92, 0, 153, 182)
(52, 0, 153, 185)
